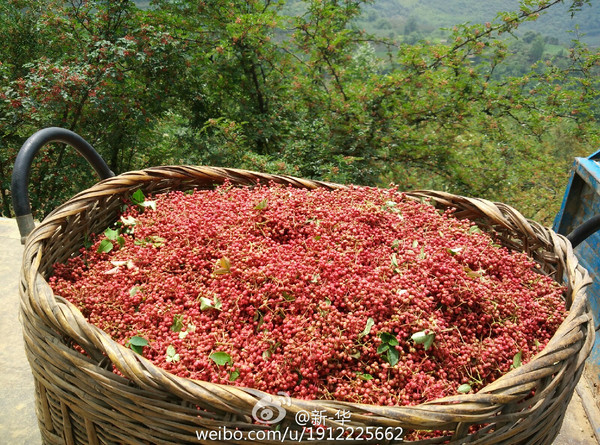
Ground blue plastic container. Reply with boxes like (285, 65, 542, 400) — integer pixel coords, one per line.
(554, 150, 600, 374)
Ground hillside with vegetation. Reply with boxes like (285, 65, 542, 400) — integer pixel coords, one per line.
(1, 0, 600, 226)
(356, 0, 600, 45)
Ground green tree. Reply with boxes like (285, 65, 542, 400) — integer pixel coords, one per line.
(1, 0, 184, 217)
(2, 0, 599, 227)
(528, 35, 546, 62)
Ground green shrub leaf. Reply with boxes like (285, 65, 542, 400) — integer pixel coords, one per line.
(210, 351, 232, 366)
(97, 239, 114, 253)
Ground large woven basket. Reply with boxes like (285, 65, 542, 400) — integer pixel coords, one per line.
(20, 166, 595, 444)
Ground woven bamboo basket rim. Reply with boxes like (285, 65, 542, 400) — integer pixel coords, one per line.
(20, 165, 595, 443)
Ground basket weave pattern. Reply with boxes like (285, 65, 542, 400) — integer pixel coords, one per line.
(19, 166, 595, 444)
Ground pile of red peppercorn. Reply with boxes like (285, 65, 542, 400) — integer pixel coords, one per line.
(50, 183, 567, 406)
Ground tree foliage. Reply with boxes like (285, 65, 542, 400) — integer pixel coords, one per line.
(1, 0, 599, 224)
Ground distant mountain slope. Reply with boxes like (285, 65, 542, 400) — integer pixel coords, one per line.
(359, 0, 600, 45)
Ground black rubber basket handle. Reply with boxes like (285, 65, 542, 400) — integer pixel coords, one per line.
(11, 127, 115, 244)
(567, 216, 600, 249)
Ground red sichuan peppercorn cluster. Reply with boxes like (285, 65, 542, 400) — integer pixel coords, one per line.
(50, 184, 567, 406)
